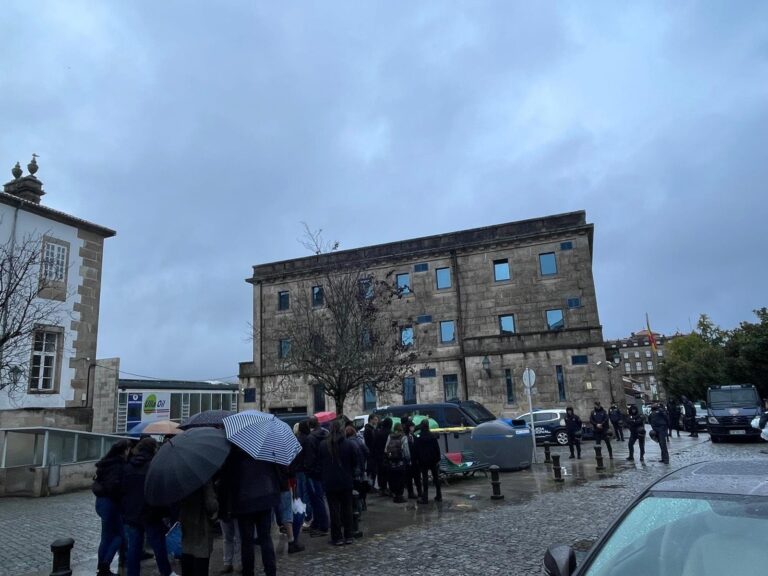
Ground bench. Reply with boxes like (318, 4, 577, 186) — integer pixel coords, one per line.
(439, 450, 491, 483)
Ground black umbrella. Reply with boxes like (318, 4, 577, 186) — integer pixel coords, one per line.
(178, 409, 234, 430)
(144, 427, 231, 506)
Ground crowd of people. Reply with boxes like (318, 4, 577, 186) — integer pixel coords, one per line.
(92, 413, 443, 576)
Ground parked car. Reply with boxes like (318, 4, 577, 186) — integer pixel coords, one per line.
(543, 459, 768, 575)
(706, 384, 763, 442)
(515, 409, 594, 446)
(373, 400, 496, 429)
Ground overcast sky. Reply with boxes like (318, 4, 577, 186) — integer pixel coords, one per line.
(2, 1, 766, 382)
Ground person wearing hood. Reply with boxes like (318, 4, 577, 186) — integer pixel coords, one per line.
(413, 419, 442, 503)
(625, 404, 646, 462)
(319, 420, 358, 545)
(564, 407, 582, 459)
(303, 416, 330, 537)
(608, 404, 625, 441)
(93, 439, 131, 576)
(589, 401, 613, 459)
(120, 437, 177, 576)
(372, 417, 393, 496)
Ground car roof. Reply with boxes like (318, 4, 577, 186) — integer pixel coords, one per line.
(649, 460, 768, 497)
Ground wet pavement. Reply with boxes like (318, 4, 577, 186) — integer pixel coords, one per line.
(6, 432, 763, 576)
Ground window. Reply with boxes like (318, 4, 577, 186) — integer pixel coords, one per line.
(493, 259, 510, 282)
(420, 368, 436, 378)
(560, 241, 573, 250)
(444, 407, 464, 427)
(439, 320, 456, 343)
(416, 314, 432, 324)
(571, 355, 589, 365)
(623, 352, 629, 359)
(190, 393, 201, 415)
(396, 273, 411, 295)
(313, 384, 326, 412)
(401, 326, 414, 347)
(311, 285, 324, 307)
(171, 394, 182, 421)
(634, 351, 640, 358)
(402, 377, 416, 405)
(358, 278, 374, 299)
(278, 338, 291, 359)
(505, 369, 515, 404)
(645, 350, 652, 358)
(647, 361, 654, 371)
(566, 297, 581, 309)
(201, 394, 212, 411)
(635, 361, 642, 372)
(443, 374, 459, 401)
(42, 238, 68, 283)
(29, 329, 60, 391)
(546, 309, 565, 330)
(657, 350, 664, 357)
(499, 314, 516, 334)
(278, 291, 290, 311)
(436, 267, 452, 289)
(414, 263, 429, 273)
(539, 252, 557, 276)
(556, 365, 566, 401)
(625, 362, 631, 372)
(363, 384, 377, 411)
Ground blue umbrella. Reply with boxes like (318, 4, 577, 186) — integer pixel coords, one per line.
(222, 410, 302, 466)
(178, 409, 234, 430)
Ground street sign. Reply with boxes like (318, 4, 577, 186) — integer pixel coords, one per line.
(522, 368, 536, 390)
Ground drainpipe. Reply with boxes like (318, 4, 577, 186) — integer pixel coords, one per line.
(258, 281, 264, 411)
(451, 250, 469, 401)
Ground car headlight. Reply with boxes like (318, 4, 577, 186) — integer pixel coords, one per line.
(707, 416, 718, 424)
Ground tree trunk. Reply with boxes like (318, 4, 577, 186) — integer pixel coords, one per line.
(333, 392, 346, 418)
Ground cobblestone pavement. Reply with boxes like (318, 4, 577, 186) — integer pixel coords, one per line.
(3, 433, 764, 576)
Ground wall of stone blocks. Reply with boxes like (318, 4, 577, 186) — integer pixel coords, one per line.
(91, 358, 120, 433)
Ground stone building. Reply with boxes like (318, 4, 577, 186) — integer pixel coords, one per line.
(0, 159, 115, 429)
(239, 211, 610, 419)
(604, 329, 678, 401)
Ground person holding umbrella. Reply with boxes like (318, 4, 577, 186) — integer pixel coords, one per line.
(178, 481, 218, 576)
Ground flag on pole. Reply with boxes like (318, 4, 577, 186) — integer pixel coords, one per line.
(646, 313, 657, 353)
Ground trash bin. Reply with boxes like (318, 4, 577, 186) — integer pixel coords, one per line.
(468, 419, 532, 471)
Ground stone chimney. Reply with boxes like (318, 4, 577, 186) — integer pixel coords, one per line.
(3, 155, 45, 204)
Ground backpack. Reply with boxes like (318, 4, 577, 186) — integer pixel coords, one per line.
(385, 435, 404, 464)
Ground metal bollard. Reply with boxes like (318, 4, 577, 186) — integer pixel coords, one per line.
(552, 454, 564, 482)
(594, 445, 605, 470)
(50, 538, 74, 576)
(543, 442, 552, 463)
(489, 465, 504, 500)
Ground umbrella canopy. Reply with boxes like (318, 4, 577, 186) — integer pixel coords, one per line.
(178, 409, 234, 430)
(128, 419, 180, 437)
(412, 415, 439, 429)
(223, 410, 302, 466)
(144, 427, 231, 506)
(314, 411, 337, 424)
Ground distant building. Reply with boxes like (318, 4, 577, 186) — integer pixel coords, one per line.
(240, 211, 610, 418)
(0, 159, 115, 430)
(604, 329, 679, 401)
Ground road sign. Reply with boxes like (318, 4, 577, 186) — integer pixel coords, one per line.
(522, 368, 536, 390)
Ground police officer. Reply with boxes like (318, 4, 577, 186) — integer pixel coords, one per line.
(564, 407, 582, 459)
(681, 396, 698, 438)
(625, 404, 646, 462)
(590, 401, 613, 459)
(649, 403, 670, 464)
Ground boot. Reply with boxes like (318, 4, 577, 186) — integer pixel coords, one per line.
(97, 564, 117, 576)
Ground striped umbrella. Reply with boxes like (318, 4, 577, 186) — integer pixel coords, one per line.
(178, 409, 234, 430)
(222, 410, 302, 466)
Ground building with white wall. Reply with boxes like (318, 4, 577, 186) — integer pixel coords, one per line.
(0, 158, 115, 429)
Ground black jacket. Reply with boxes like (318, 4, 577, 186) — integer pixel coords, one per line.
(219, 447, 281, 516)
(372, 424, 392, 463)
(590, 407, 610, 439)
(564, 413, 582, 434)
(363, 423, 376, 451)
(120, 451, 167, 526)
(608, 407, 623, 424)
(413, 430, 441, 468)
(649, 408, 670, 430)
(626, 407, 645, 431)
(289, 432, 309, 477)
(319, 436, 357, 492)
(303, 427, 329, 480)
(92, 454, 124, 500)
(683, 400, 696, 418)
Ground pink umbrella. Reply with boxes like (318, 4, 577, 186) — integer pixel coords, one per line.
(314, 411, 337, 424)
(142, 420, 182, 436)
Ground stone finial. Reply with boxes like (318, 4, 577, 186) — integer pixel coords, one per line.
(27, 154, 39, 176)
(11, 162, 22, 179)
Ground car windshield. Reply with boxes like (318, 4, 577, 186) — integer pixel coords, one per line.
(708, 388, 759, 408)
(459, 401, 496, 423)
(583, 493, 768, 576)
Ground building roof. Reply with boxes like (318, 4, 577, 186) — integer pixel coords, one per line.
(249, 210, 593, 283)
(118, 379, 239, 391)
(0, 191, 116, 238)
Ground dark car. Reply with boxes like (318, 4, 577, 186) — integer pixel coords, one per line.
(373, 399, 496, 429)
(515, 409, 594, 446)
(542, 459, 768, 575)
(706, 384, 763, 442)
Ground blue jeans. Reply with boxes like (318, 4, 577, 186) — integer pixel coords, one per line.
(95, 497, 123, 567)
(306, 477, 329, 531)
(125, 522, 172, 576)
(296, 472, 312, 522)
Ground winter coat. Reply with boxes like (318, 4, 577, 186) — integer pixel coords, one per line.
(304, 427, 329, 480)
(682, 400, 696, 419)
(385, 432, 410, 466)
(363, 423, 377, 451)
(319, 436, 357, 492)
(347, 435, 368, 479)
(413, 430, 441, 468)
(564, 413, 582, 434)
(590, 407, 610, 440)
(120, 450, 167, 526)
(92, 454, 124, 500)
(649, 409, 670, 431)
(289, 432, 308, 477)
(179, 481, 218, 558)
(609, 407, 623, 424)
(372, 423, 393, 463)
(219, 447, 281, 516)
(626, 407, 645, 432)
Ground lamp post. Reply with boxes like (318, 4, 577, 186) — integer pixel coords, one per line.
(596, 360, 617, 403)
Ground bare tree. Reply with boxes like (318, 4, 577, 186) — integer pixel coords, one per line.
(0, 232, 66, 398)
